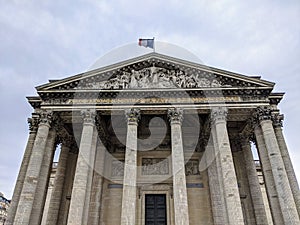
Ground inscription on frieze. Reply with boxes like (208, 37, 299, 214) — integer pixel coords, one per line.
(142, 158, 169, 175)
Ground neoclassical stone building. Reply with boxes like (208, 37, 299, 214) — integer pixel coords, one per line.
(6, 53, 300, 225)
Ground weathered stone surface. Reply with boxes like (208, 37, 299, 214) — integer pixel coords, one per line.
(121, 108, 140, 225)
(168, 108, 190, 225)
(13, 112, 52, 225)
(259, 119, 300, 224)
(67, 110, 97, 225)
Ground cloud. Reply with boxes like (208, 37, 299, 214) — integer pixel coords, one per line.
(0, 0, 299, 199)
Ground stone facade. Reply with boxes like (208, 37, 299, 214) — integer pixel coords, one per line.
(6, 52, 299, 225)
(0, 193, 10, 225)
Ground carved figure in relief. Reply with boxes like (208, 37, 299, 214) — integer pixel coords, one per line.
(78, 65, 225, 90)
(129, 70, 139, 88)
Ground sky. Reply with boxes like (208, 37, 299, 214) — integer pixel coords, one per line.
(0, 0, 299, 199)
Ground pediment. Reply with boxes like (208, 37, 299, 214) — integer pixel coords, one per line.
(36, 53, 274, 92)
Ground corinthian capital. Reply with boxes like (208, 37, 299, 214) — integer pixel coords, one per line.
(168, 108, 183, 124)
(272, 113, 284, 127)
(27, 113, 40, 132)
(125, 108, 140, 125)
(254, 106, 272, 122)
(81, 109, 96, 124)
(39, 110, 53, 126)
(210, 107, 228, 123)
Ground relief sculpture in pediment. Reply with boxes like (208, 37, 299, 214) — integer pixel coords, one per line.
(80, 65, 223, 90)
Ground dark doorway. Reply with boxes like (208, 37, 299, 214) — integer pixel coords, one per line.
(145, 194, 167, 225)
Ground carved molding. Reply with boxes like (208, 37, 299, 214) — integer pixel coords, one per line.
(168, 108, 183, 124)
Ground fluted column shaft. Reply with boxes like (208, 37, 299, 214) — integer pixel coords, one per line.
(257, 110, 300, 224)
(45, 142, 71, 225)
(210, 107, 244, 225)
(168, 108, 190, 225)
(5, 114, 39, 225)
(121, 108, 140, 225)
(67, 110, 97, 225)
(254, 125, 284, 225)
(88, 142, 106, 225)
(30, 128, 57, 225)
(273, 114, 300, 215)
(13, 111, 53, 225)
(241, 137, 268, 225)
(206, 137, 228, 225)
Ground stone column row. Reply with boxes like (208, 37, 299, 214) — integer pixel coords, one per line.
(5, 113, 39, 225)
(272, 113, 300, 215)
(12, 110, 56, 225)
(254, 107, 300, 224)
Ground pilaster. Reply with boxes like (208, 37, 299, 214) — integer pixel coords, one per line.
(121, 108, 140, 225)
(168, 108, 190, 225)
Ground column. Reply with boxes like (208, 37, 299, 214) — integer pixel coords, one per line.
(45, 137, 72, 225)
(13, 110, 52, 225)
(5, 114, 39, 225)
(57, 151, 78, 225)
(67, 109, 97, 225)
(168, 108, 189, 225)
(273, 113, 300, 214)
(30, 128, 57, 225)
(121, 108, 140, 225)
(254, 124, 284, 225)
(205, 137, 228, 225)
(88, 141, 106, 225)
(256, 107, 300, 224)
(241, 137, 268, 225)
(210, 107, 244, 225)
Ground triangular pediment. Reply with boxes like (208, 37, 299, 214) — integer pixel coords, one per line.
(36, 53, 274, 93)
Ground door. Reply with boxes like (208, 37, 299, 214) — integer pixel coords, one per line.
(145, 194, 167, 225)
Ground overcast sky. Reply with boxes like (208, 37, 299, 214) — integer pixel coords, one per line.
(0, 0, 299, 199)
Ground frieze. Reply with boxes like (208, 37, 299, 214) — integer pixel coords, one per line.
(64, 96, 240, 105)
(142, 158, 169, 175)
(75, 65, 224, 90)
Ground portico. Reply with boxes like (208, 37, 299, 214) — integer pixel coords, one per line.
(7, 52, 299, 225)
